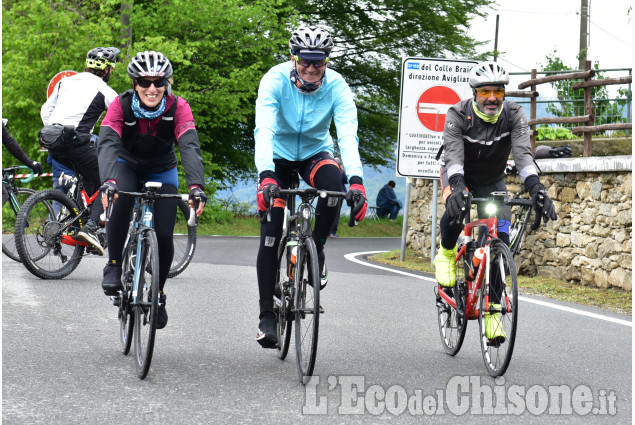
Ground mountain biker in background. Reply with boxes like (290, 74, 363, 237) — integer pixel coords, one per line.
(40, 47, 121, 255)
(2, 120, 44, 205)
(434, 61, 557, 340)
(98, 50, 206, 330)
(254, 26, 368, 348)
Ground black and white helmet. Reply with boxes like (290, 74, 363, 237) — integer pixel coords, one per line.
(468, 61, 510, 88)
(86, 47, 120, 70)
(127, 51, 173, 80)
(289, 26, 334, 56)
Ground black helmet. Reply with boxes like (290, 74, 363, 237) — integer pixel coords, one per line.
(289, 26, 334, 58)
(86, 47, 120, 70)
(127, 51, 173, 80)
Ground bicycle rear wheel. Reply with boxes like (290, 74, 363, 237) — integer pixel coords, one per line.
(478, 241, 518, 377)
(294, 237, 320, 384)
(168, 200, 197, 278)
(2, 187, 35, 262)
(436, 248, 468, 355)
(134, 229, 160, 379)
(275, 235, 293, 360)
(14, 189, 84, 279)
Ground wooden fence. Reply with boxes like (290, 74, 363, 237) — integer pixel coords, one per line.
(506, 61, 632, 156)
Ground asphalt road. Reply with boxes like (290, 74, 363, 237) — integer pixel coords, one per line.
(2, 236, 631, 424)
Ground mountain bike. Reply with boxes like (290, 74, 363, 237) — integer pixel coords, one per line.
(265, 172, 351, 384)
(14, 171, 104, 279)
(2, 166, 37, 262)
(435, 190, 540, 376)
(109, 182, 199, 379)
(14, 168, 196, 280)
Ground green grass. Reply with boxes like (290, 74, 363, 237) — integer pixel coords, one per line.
(195, 214, 404, 237)
(370, 250, 632, 316)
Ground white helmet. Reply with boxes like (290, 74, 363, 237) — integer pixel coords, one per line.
(127, 51, 173, 80)
(289, 26, 334, 57)
(468, 61, 509, 88)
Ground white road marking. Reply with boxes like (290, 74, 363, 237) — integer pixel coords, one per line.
(346, 251, 632, 328)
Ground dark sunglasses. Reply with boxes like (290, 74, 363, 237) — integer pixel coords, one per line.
(135, 78, 167, 88)
(294, 55, 329, 69)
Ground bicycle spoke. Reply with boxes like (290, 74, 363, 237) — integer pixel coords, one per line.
(478, 241, 518, 376)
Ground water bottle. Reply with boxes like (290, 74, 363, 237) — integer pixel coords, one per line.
(286, 233, 298, 279)
(469, 247, 485, 279)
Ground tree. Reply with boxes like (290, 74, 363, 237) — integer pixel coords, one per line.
(3, 0, 493, 186)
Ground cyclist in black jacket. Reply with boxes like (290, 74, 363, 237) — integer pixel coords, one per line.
(2, 121, 43, 205)
(434, 61, 557, 340)
(98, 51, 206, 330)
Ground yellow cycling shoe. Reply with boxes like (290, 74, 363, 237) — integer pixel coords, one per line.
(434, 244, 457, 287)
(484, 303, 507, 343)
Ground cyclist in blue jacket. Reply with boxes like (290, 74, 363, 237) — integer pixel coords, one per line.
(254, 26, 368, 348)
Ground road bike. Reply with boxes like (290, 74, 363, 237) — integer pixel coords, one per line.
(2, 166, 37, 262)
(265, 172, 352, 384)
(14, 168, 196, 280)
(435, 190, 540, 376)
(110, 182, 198, 379)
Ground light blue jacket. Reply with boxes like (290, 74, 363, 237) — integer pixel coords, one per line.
(254, 61, 363, 181)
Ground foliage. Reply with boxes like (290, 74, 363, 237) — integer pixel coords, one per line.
(3, 0, 494, 184)
(540, 51, 631, 132)
(535, 126, 576, 142)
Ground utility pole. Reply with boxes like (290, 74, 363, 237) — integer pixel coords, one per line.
(579, 0, 589, 70)
(493, 15, 499, 62)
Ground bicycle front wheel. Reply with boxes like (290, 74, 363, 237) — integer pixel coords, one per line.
(2, 187, 35, 262)
(119, 242, 135, 355)
(275, 235, 293, 360)
(294, 237, 320, 384)
(436, 248, 468, 355)
(133, 229, 160, 379)
(14, 189, 84, 279)
(478, 240, 518, 377)
(168, 200, 197, 278)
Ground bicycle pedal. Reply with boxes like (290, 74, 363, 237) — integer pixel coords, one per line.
(111, 296, 120, 306)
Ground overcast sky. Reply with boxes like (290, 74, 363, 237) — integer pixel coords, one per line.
(468, 0, 632, 89)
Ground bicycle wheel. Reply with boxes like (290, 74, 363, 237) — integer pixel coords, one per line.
(14, 189, 84, 279)
(275, 235, 293, 360)
(134, 229, 160, 379)
(478, 241, 518, 377)
(294, 237, 320, 384)
(119, 243, 135, 355)
(436, 248, 468, 356)
(168, 200, 197, 278)
(2, 187, 35, 262)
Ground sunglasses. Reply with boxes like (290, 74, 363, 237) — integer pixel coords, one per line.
(476, 88, 505, 98)
(136, 78, 167, 88)
(294, 55, 329, 69)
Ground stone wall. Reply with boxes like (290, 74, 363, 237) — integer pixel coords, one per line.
(406, 156, 632, 291)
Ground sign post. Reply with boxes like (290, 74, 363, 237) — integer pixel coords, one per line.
(396, 57, 476, 263)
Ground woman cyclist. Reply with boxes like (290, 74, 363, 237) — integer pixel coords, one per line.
(97, 51, 206, 329)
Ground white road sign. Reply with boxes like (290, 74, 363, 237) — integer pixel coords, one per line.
(396, 58, 477, 178)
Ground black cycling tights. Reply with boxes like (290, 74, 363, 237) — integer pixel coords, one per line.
(106, 163, 178, 292)
(256, 153, 342, 306)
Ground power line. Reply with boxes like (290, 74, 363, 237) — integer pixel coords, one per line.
(587, 18, 632, 46)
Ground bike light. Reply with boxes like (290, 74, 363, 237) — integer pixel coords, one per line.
(485, 202, 497, 216)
